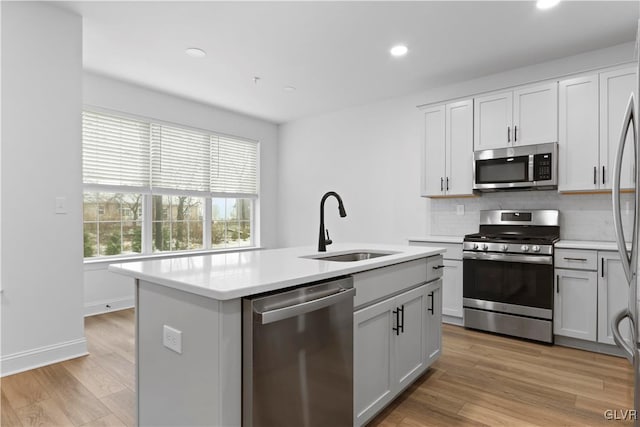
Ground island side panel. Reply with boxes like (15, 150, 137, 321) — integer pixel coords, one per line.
(136, 280, 242, 426)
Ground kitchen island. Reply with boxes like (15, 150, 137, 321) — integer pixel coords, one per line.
(109, 243, 445, 426)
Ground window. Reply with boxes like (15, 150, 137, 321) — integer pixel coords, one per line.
(152, 195, 204, 252)
(212, 198, 252, 249)
(83, 192, 143, 257)
(82, 110, 258, 259)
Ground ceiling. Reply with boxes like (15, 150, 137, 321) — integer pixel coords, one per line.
(59, 1, 638, 124)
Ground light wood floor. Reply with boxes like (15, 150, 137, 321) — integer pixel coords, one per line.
(0, 310, 634, 426)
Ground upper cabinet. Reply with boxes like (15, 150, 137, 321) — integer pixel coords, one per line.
(473, 82, 558, 151)
(600, 67, 637, 190)
(558, 67, 637, 192)
(422, 99, 473, 197)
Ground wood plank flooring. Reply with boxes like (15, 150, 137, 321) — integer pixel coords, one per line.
(0, 311, 634, 426)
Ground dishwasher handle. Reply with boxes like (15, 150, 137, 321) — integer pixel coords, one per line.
(256, 287, 355, 325)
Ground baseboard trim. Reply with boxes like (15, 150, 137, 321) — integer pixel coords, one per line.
(1, 337, 88, 377)
(554, 335, 628, 358)
(442, 314, 464, 326)
(84, 297, 135, 317)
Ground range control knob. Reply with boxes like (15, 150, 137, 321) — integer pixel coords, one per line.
(501, 244, 508, 252)
(521, 245, 530, 252)
(482, 244, 488, 251)
(532, 245, 541, 253)
(472, 243, 479, 250)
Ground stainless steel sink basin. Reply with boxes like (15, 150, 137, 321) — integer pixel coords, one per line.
(306, 251, 396, 262)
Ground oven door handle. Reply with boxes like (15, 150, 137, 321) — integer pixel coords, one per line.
(463, 251, 552, 265)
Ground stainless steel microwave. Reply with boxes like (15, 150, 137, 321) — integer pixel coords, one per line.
(473, 142, 558, 191)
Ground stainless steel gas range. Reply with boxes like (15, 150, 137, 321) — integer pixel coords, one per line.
(462, 209, 559, 343)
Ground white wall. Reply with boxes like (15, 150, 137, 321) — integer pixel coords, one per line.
(277, 42, 636, 247)
(82, 73, 279, 315)
(1, 2, 86, 376)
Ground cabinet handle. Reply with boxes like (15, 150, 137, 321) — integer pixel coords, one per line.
(556, 275, 559, 293)
(392, 308, 400, 335)
(514, 125, 518, 142)
(593, 166, 597, 185)
(602, 166, 606, 184)
(432, 265, 445, 270)
(428, 292, 434, 315)
(563, 257, 587, 262)
(399, 305, 405, 334)
(440, 177, 443, 192)
(446, 177, 449, 191)
(601, 257, 605, 278)
(507, 126, 511, 142)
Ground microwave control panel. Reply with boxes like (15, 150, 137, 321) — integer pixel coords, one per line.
(533, 153, 552, 181)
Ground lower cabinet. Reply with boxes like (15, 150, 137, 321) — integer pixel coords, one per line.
(442, 259, 462, 319)
(554, 248, 633, 346)
(354, 280, 442, 426)
(425, 279, 443, 365)
(554, 269, 597, 341)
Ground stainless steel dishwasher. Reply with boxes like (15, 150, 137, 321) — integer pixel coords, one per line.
(242, 276, 355, 427)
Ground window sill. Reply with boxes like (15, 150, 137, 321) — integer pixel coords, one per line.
(83, 246, 263, 269)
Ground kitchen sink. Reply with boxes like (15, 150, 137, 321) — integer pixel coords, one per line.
(304, 251, 396, 262)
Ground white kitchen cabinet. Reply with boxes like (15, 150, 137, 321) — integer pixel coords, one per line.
(354, 284, 427, 426)
(442, 259, 462, 319)
(354, 297, 395, 426)
(558, 74, 600, 191)
(408, 240, 463, 325)
(424, 279, 442, 366)
(474, 91, 512, 150)
(512, 82, 559, 146)
(558, 67, 637, 192)
(600, 67, 637, 190)
(598, 251, 633, 345)
(554, 268, 598, 341)
(422, 99, 473, 197)
(473, 82, 557, 151)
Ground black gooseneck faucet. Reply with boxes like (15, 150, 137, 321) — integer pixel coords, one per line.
(318, 191, 347, 252)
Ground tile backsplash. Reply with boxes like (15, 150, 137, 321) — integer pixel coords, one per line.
(430, 191, 635, 241)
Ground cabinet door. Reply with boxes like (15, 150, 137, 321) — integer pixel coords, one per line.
(424, 279, 442, 366)
(442, 259, 463, 319)
(598, 252, 633, 345)
(553, 269, 597, 341)
(422, 105, 446, 197)
(558, 75, 599, 192)
(474, 91, 513, 150)
(512, 82, 558, 146)
(354, 298, 395, 426)
(446, 100, 473, 196)
(600, 67, 637, 190)
(393, 285, 426, 391)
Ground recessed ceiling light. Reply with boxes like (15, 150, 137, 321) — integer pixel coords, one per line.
(390, 45, 408, 57)
(536, 0, 560, 10)
(185, 47, 206, 58)
(283, 86, 296, 92)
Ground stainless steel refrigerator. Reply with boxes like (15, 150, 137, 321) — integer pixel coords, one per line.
(611, 19, 640, 425)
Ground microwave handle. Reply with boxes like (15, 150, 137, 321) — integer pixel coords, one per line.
(528, 155, 534, 182)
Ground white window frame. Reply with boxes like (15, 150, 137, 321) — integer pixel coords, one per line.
(82, 107, 259, 261)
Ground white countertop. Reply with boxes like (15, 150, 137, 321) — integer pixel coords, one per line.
(108, 243, 445, 300)
(407, 235, 464, 244)
(556, 240, 629, 251)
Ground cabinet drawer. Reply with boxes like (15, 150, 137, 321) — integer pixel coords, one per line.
(554, 249, 597, 271)
(409, 241, 462, 260)
(353, 258, 436, 309)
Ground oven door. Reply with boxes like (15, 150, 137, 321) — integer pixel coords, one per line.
(474, 154, 533, 190)
(463, 251, 553, 319)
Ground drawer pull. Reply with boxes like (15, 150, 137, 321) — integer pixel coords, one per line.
(563, 257, 587, 262)
(432, 265, 445, 270)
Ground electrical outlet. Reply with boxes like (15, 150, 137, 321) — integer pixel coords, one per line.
(55, 197, 67, 214)
(163, 325, 182, 354)
(456, 205, 465, 216)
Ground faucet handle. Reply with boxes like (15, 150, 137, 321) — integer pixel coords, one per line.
(325, 229, 333, 246)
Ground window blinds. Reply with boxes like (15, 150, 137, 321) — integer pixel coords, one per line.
(82, 111, 258, 196)
(82, 111, 150, 188)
